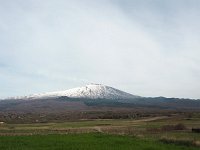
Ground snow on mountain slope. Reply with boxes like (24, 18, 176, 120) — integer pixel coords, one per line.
(9, 84, 140, 100)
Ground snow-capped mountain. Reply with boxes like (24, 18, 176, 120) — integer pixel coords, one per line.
(2, 84, 200, 113)
(9, 84, 140, 100)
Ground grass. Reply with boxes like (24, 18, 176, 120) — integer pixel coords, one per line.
(0, 115, 199, 149)
(0, 133, 199, 150)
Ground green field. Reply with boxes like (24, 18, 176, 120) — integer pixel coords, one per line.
(0, 133, 199, 150)
(0, 114, 199, 149)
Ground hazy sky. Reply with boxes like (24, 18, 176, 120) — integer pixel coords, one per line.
(0, 0, 200, 99)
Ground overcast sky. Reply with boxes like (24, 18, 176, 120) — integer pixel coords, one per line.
(0, 0, 200, 99)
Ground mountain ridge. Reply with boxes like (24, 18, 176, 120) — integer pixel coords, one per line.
(0, 84, 200, 117)
(5, 84, 140, 100)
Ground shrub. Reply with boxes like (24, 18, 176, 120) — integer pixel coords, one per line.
(161, 123, 186, 131)
(192, 128, 200, 133)
(174, 123, 186, 130)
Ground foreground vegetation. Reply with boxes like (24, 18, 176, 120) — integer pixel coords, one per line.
(0, 133, 199, 150)
(0, 112, 199, 149)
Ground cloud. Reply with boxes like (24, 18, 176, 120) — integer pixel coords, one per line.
(0, 0, 200, 99)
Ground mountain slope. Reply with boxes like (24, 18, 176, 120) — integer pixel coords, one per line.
(1, 84, 200, 118)
(9, 84, 140, 100)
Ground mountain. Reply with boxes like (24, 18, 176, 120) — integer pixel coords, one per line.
(1, 84, 199, 120)
(8, 84, 140, 100)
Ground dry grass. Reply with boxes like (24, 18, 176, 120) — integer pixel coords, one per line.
(160, 136, 200, 147)
(146, 123, 187, 133)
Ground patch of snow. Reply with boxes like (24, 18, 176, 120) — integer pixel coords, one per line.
(6, 84, 140, 100)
